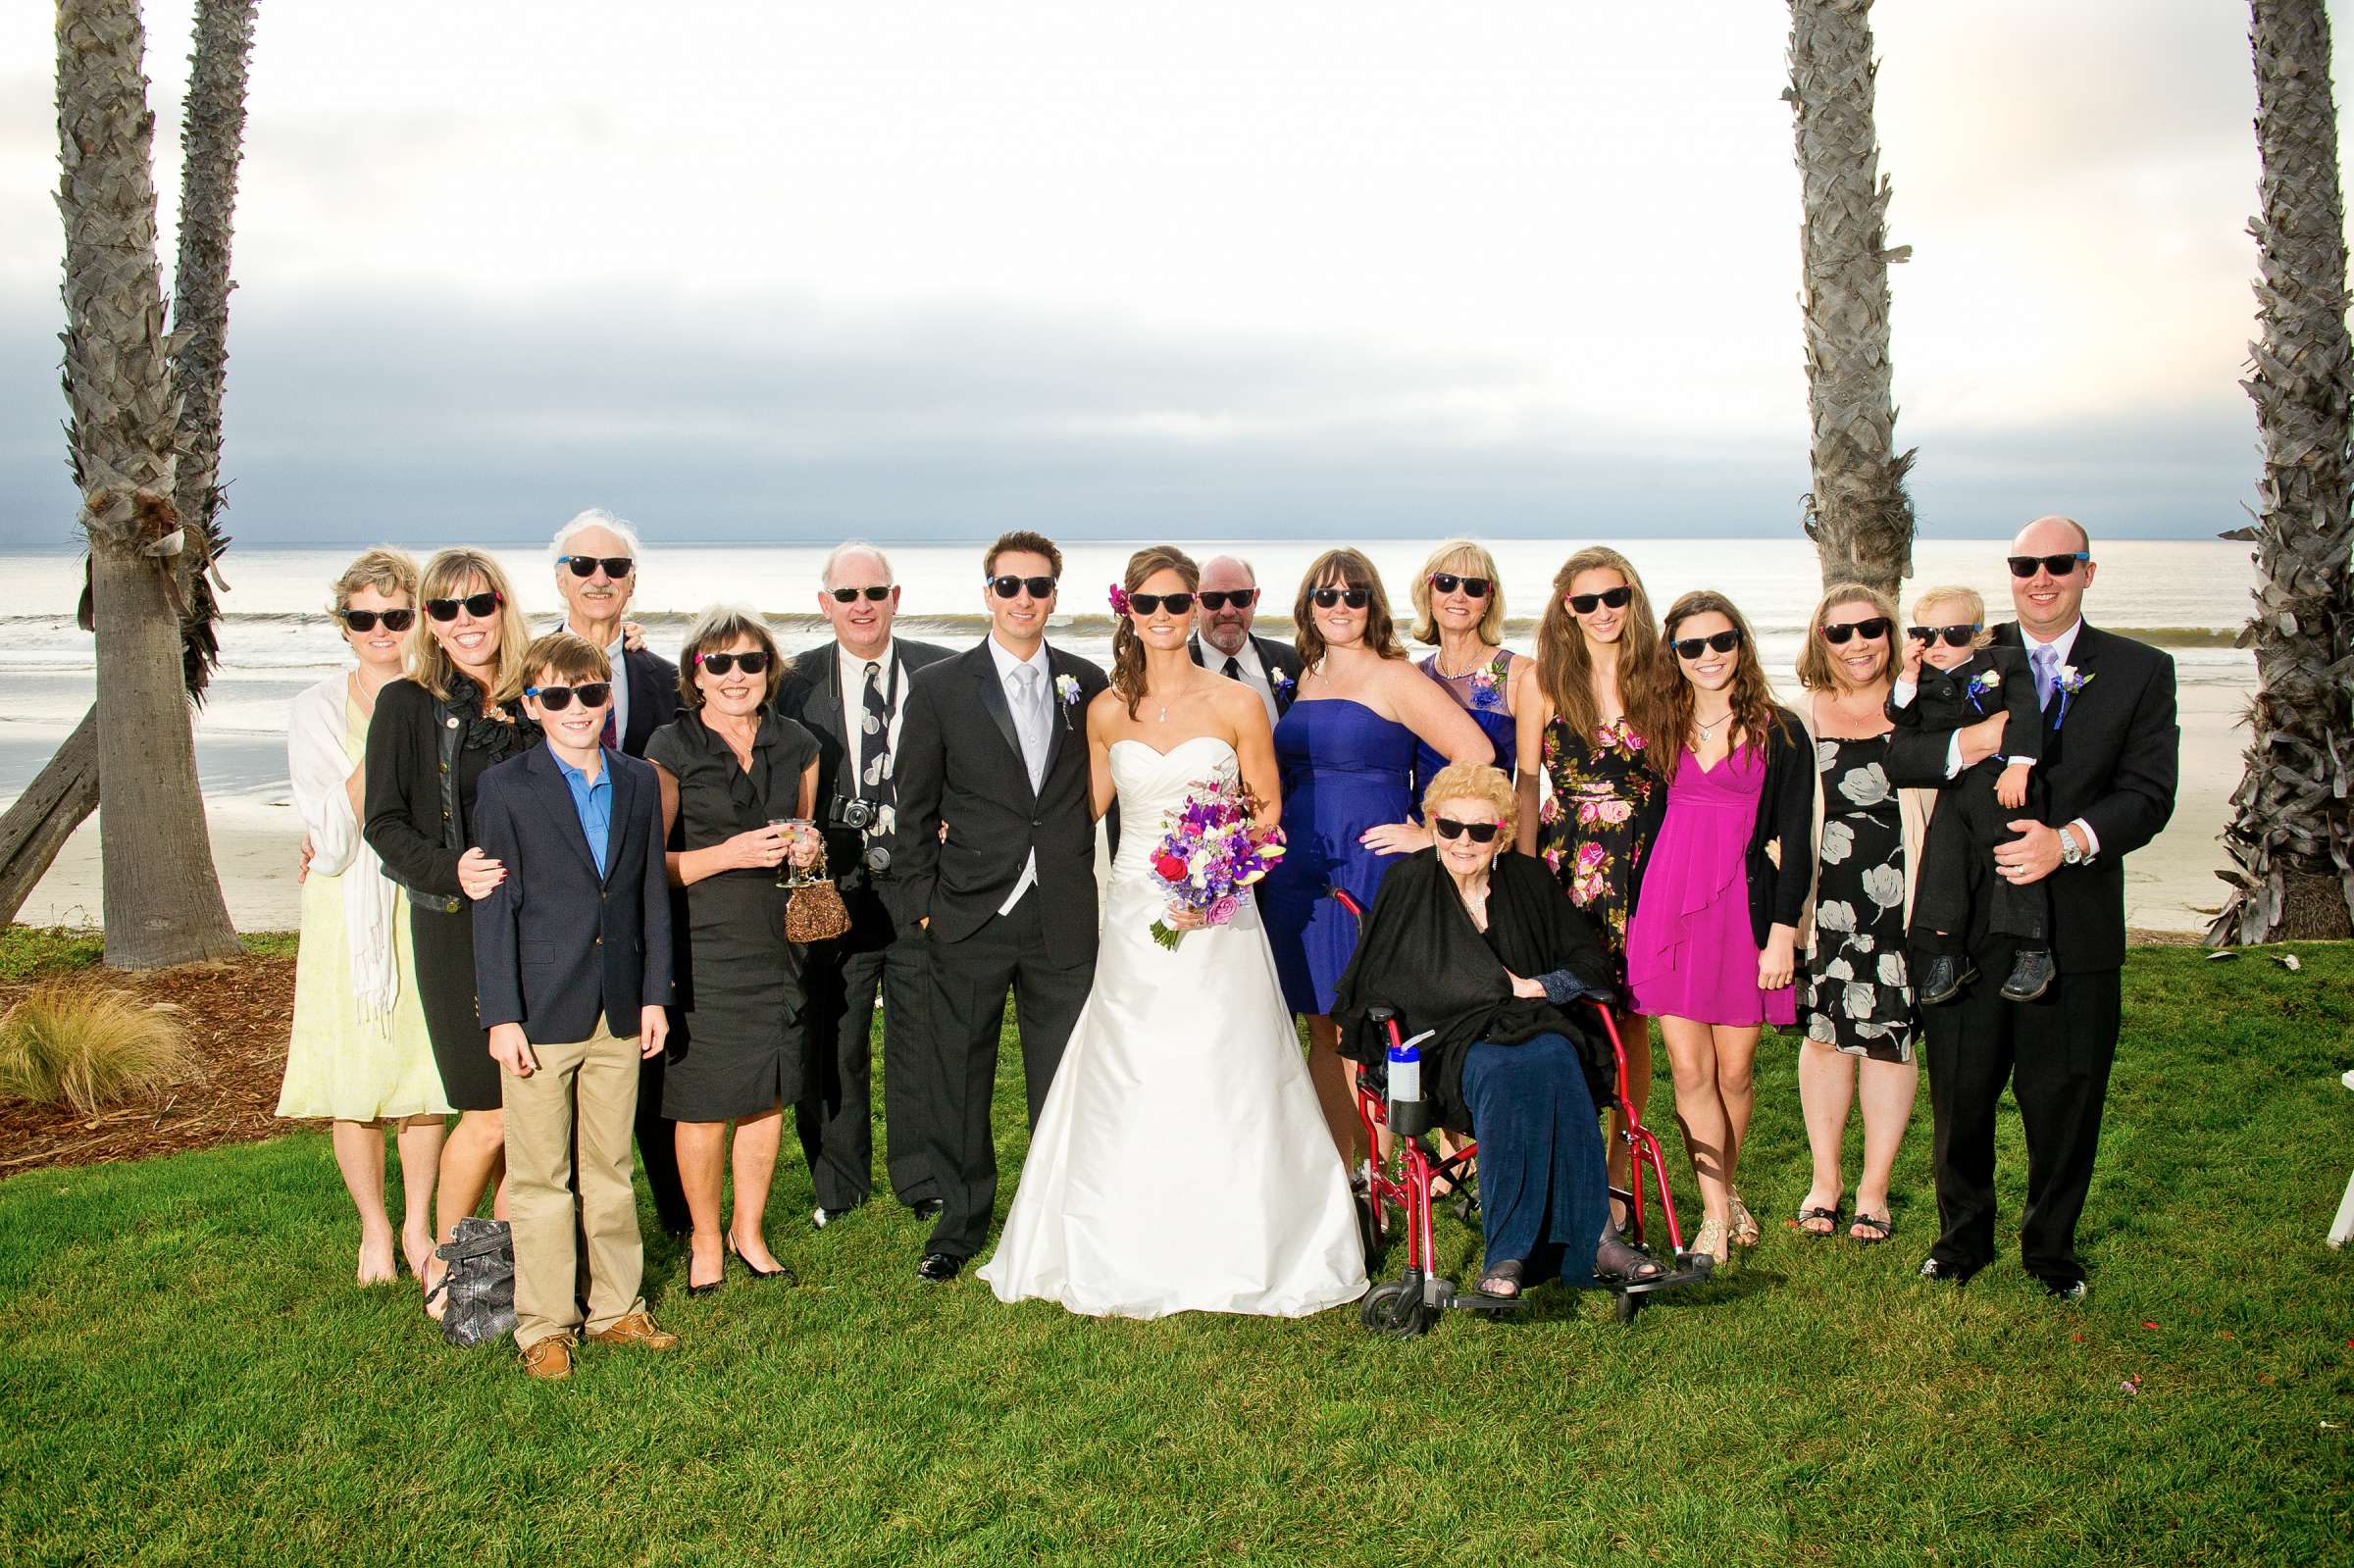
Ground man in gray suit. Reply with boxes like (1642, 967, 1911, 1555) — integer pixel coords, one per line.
(778, 542, 954, 1227)
(1188, 554, 1304, 724)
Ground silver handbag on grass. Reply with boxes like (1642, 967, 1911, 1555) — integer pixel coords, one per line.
(436, 1215, 516, 1348)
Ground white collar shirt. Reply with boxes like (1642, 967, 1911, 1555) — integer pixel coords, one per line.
(836, 636, 904, 768)
(1203, 634, 1277, 727)
(986, 634, 1052, 912)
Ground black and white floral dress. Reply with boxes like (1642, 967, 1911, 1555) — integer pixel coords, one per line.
(1800, 733, 1918, 1063)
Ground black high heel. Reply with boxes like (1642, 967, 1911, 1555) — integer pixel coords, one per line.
(726, 1235, 795, 1286)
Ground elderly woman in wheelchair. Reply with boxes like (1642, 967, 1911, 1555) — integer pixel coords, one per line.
(1334, 762, 1663, 1299)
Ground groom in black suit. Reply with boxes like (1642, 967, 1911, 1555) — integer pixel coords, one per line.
(886, 531, 1110, 1281)
(1889, 515, 2178, 1301)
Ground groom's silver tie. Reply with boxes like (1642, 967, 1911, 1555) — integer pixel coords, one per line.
(1014, 663, 1049, 792)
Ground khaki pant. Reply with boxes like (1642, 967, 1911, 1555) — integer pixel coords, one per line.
(502, 1021, 645, 1348)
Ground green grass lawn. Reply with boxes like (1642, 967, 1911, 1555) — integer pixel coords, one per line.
(2, 942, 2349, 1566)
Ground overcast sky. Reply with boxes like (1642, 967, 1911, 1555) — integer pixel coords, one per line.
(0, 1, 2337, 545)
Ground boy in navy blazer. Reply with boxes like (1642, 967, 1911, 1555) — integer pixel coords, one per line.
(472, 632, 677, 1379)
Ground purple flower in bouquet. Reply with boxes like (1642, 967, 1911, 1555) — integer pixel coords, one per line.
(1147, 774, 1286, 950)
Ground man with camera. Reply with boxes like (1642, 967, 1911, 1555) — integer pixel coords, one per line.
(779, 542, 954, 1227)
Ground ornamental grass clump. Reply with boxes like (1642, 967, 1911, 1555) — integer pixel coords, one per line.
(0, 982, 193, 1115)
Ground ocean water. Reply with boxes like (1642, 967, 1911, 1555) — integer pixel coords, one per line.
(0, 535, 2257, 802)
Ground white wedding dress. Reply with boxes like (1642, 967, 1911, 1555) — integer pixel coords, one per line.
(977, 735, 1369, 1318)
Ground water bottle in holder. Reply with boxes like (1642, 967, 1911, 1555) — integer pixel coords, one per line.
(1387, 1028, 1436, 1137)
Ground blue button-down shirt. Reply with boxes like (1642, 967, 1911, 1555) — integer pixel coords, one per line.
(553, 752, 613, 879)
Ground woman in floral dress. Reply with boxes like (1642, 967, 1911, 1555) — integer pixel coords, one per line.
(1513, 546, 1670, 1218)
(1792, 583, 1933, 1245)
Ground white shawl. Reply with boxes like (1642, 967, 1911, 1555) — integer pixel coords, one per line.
(289, 673, 399, 1032)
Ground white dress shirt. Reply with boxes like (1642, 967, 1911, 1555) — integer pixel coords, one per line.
(987, 634, 1053, 913)
(599, 630, 630, 745)
(836, 636, 907, 769)
(1203, 634, 1278, 727)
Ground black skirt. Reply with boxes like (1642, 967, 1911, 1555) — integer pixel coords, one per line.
(413, 902, 499, 1111)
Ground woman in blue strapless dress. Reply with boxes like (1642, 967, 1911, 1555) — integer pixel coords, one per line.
(1403, 539, 1531, 798)
(1260, 549, 1493, 1165)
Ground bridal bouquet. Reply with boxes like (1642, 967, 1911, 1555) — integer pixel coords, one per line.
(1147, 776, 1285, 950)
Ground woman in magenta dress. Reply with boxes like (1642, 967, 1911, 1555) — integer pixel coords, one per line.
(1623, 590, 1815, 1263)
(1260, 549, 1491, 1168)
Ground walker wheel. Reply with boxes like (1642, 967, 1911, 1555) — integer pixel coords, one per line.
(1359, 1280, 1428, 1340)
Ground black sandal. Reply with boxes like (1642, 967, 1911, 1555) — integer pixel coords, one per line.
(1849, 1212, 1894, 1245)
(1594, 1232, 1664, 1284)
(1793, 1203, 1842, 1239)
(1477, 1258, 1526, 1299)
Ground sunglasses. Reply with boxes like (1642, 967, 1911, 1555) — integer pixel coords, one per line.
(1566, 585, 1633, 614)
(425, 591, 502, 622)
(1127, 592, 1195, 615)
(987, 575, 1058, 599)
(828, 585, 894, 603)
(525, 682, 611, 712)
(1819, 617, 1890, 644)
(1670, 629, 1743, 660)
(1907, 624, 1981, 648)
(695, 650, 772, 676)
(557, 554, 633, 579)
(1310, 587, 1372, 610)
(1429, 573, 1492, 598)
(1432, 816, 1502, 844)
(1198, 588, 1257, 611)
(2007, 552, 2089, 579)
(339, 608, 415, 632)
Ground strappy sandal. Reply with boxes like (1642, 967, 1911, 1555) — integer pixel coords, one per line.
(421, 1266, 449, 1323)
(1595, 1232, 1664, 1284)
(1476, 1258, 1526, 1299)
(1792, 1202, 1842, 1238)
(1849, 1212, 1894, 1245)
(1691, 1217, 1730, 1266)
(1728, 1192, 1763, 1248)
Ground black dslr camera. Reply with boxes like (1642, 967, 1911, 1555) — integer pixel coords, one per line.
(828, 793, 880, 834)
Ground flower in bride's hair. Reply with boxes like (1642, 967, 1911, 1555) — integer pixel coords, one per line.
(1108, 584, 1131, 615)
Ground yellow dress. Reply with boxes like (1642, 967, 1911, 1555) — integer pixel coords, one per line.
(275, 688, 451, 1121)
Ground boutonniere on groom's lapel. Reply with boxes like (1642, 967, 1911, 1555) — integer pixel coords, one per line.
(1053, 672, 1082, 729)
(2054, 664, 2092, 725)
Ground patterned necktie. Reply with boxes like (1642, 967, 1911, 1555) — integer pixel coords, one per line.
(1013, 663, 1049, 791)
(1221, 655, 1243, 682)
(2030, 641, 2060, 710)
(600, 704, 617, 750)
(858, 660, 891, 806)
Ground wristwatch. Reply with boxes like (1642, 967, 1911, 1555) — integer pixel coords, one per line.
(2057, 826, 2085, 866)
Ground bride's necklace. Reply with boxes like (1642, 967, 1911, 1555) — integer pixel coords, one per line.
(1693, 704, 1735, 743)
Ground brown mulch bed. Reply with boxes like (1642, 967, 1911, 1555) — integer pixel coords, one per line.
(0, 952, 297, 1177)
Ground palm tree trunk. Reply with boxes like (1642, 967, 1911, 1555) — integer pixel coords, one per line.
(168, 0, 257, 703)
(57, 0, 240, 967)
(1787, 0, 1917, 597)
(2213, 0, 2354, 944)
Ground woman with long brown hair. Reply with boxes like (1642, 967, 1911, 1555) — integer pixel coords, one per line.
(1620, 590, 1815, 1264)
(1512, 545, 1669, 1222)
(1257, 548, 1490, 1167)
(364, 546, 537, 1317)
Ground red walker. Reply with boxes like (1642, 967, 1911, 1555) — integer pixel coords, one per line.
(1333, 889, 1713, 1336)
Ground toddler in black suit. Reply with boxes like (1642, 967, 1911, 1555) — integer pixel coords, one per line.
(1887, 585, 2054, 1004)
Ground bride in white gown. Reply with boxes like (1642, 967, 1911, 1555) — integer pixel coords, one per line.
(978, 549, 1368, 1318)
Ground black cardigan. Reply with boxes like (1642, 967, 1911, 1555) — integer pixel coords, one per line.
(1331, 850, 1617, 1131)
(362, 677, 536, 913)
(1742, 706, 1817, 947)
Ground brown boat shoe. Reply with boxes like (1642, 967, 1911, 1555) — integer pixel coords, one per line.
(520, 1334, 576, 1381)
(585, 1310, 678, 1350)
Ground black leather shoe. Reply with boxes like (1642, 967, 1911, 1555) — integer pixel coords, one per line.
(1918, 954, 1977, 1007)
(1917, 1256, 1979, 1286)
(2040, 1277, 2088, 1304)
(915, 1251, 963, 1283)
(906, 1197, 946, 1221)
(2000, 947, 2056, 1002)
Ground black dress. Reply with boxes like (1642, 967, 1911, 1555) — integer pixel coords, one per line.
(1799, 733, 1919, 1063)
(643, 706, 823, 1122)
(362, 676, 537, 1112)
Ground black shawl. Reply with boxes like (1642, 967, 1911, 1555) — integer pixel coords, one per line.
(1331, 849, 1618, 1130)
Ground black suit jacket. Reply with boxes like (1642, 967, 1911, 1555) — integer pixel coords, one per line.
(1887, 621, 2177, 972)
(884, 639, 1110, 966)
(1886, 645, 2041, 764)
(470, 743, 673, 1044)
(777, 635, 955, 889)
(1190, 632, 1304, 717)
(620, 644, 681, 758)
